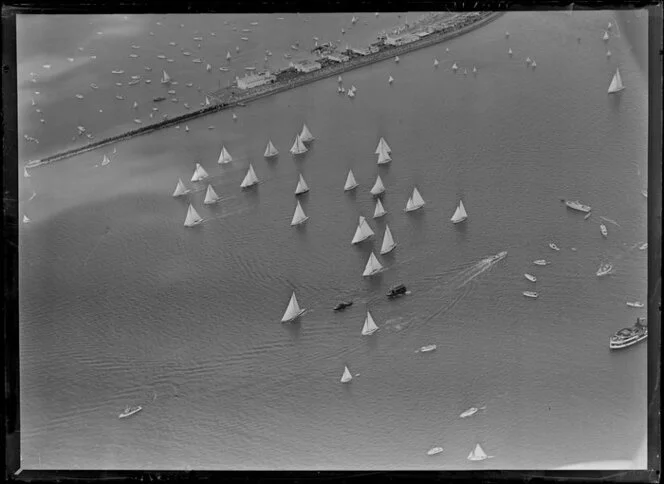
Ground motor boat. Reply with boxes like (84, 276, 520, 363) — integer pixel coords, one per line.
(523, 291, 539, 299)
(460, 407, 483, 418)
(533, 260, 548, 266)
(626, 301, 644, 308)
(418, 344, 437, 353)
(596, 263, 613, 277)
(600, 224, 608, 237)
(153, 96, 166, 102)
(333, 301, 353, 311)
(427, 447, 444, 456)
(564, 199, 591, 213)
(387, 284, 407, 299)
(549, 243, 560, 251)
(610, 318, 647, 349)
(119, 405, 142, 419)
(524, 273, 537, 282)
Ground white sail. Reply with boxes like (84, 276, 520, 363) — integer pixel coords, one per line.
(452, 62, 458, 71)
(23, 215, 30, 224)
(377, 146, 392, 165)
(191, 163, 208, 182)
(370, 175, 385, 196)
(344, 170, 358, 191)
(203, 184, 220, 204)
(388, 75, 394, 84)
(281, 291, 304, 322)
(468, 444, 489, 461)
(23, 167, 31, 178)
(603, 30, 609, 41)
(434, 58, 439, 67)
(184, 204, 203, 227)
(451, 200, 468, 223)
(406, 188, 425, 211)
(217, 145, 233, 164)
(291, 200, 308, 226)
(340, 366, 353, 383)
(172, 178, 189, 197)
(101, 155, 111, 166)
(264, 139, 279, 157)
(205, 96, 211, 106)
(295, 174, 309, 195)
(361, 310, 379, 335)
(161, 69, 171, 83)
(373, 198, 386, 218)
(290, 134, 308, 155)
(300, 124, 315, 142)
(226, 51, 231, 60)
(362, 252, 383, 277)
(608, 69, 624, 93)
(351, 216, 374, 244)
(375, 137, 392, 154)
(380, 225, 396, 254)
(240, 164, 259, 188)
(132, 101, 138, 109)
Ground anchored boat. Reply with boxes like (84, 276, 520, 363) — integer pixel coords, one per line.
(119, 406, 142, 419)
(610, 318, 647, 349)
(281, 291, 305, 322)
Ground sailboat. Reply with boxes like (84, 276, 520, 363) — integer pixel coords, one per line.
(380, 225, 397, 255)
(23, 215, 30, 224)
(361, 310, 379, 334)
(172, 178, 190, 197)
(508, 48, 513, 56)
(101, 155, 111, 166)
(132, 101, 138, 109)
(473, 66, 477, 74)
(338, 75, 343, 83)
(608, 68, 625, 94)
(264, 139, 279, 158)
(344, 170, 358, 191)
(340, 365, 353, 383)
(375, 137, 392, 154)
(351, 216, 374, 244)
(295, 174, 309, 195)
(450, 200, 468, 223)
(467, 444, 491, 461)
(226, 51, 232, 60)
(377, 144, 392, 165)
(161, 69, 171, 84)
(434, 58, 439, 67)
(603, 31, 609, 41)
(373, 198, 387, 218)
(240, 164, 259, 188)
(388, 75, 394, 84)
(606, 50, 612, 58)
(370, 175, 385, 196)
(291, 200, 309, 226)
(203, 184, 221, 204)
(206, 63, 212, 72)
(23, 167, 31, 178)
(205, 96, 211, 106)
(395, 56, 400, 63)
(452, 62, 458, 71)
(300, 124, 315, 143)
(191, 163, 208, 182)
(281, 291, 305, 322)
(184, 204, 203, 227)
(290, 134, 308, 155)
(362, 252, 383, 277)
(405, 188, 425, 212)
(217, 145, 233, 164)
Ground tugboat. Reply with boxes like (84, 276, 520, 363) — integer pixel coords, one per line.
(610, 317, 647, 349)
(333, 301, 353, 311)
(387, 284, 407, 299)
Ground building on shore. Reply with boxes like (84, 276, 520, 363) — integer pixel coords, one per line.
(236, 71, 276, 90)
(384, 33, 420, 46)
(323, 53, 350, 63)
(291, 59, 322, 73)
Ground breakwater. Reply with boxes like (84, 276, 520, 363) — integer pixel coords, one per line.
(27, 12, 503, 169)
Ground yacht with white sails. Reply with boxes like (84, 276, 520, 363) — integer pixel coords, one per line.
(451, 200, 467, 223)
(281, 291, 306, 322)
(191, 163, 209, 182)
(290, 200, 309, 226)
(294, 174, 309, 195)
(172, 178, 190, 197)
(405, 188, 425, 212)
(344, 170, 359, 191)
(340, 365, 353, 383)
(380, 225, 397, 255)
(240, 164, 259, 188)
(361, 310, 379, 335)
(370, 175, 385, 196)
(351, 216, 374, 244)
(217, 145, 233, 164)
(290, 134, 308, 155)
(373, 198, 386, 218)
(264, 140, 279, 158)
(608, 68, 625, 94)
(203, 184, 221, 204)
(184, 204, 203, 227)
(362, 252, 383, 277)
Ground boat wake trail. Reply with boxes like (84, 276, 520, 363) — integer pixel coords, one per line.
(599, 216, 621, 228)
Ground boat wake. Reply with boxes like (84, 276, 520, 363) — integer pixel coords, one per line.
(599, 216, 621, 228)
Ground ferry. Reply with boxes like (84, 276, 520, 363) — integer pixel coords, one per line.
(564, 199, 592, 213)
(119, 405, 142, 419)
(610, 318, 647, 349)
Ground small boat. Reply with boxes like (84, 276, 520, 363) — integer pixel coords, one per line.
(603, 31, 610, 41)
(203, 184, 221, 205)
(584, 212, 592, 220)
(133, 119, 142, 124)
(281, 291, 306, 323)
(333, 301, 353, 311)
(351, 216, 374, 244)
(295, 174, 309, 195)
(610, 317, 647, 349)
(370, 175, 385, 196)
(182, 52, 191, 56)
(115, 95, 124, 100)
(232, 113, 238, 121)
(191, 163, 209, 182)
(23, 215, 30, 224)
(67, 57, 74, 62)
(380, 225, 397, 255)
(606, 50, 612, 57)
(600, 224, 608, 237)
(129, 54, 139, 58)
(157, 54, 166, 59)
(642, 190, 648, 198)
(549, 243, 560, 251)
(608, 68, 625, 94)
(241, 37, 249, 41)
(128, 80, 139, 85)
(75, 94, 84, 99)
(172, 178, 190, 197)
(463, 68, 468, 76)
(119, 405, 142, 419)
(115, 82, 123, 87)
(387, 284, 407, 299)
(626, 301, 644, 308)
(508, 48, 513, 56)
(451, 200, 468, 224)
(418, 344, 437, 353)
(394, 56, 399, 63)
(192, 58, 202, 63)
(361, 310, 379, 335)
(344, 170, 358, 191)
(531, 60, 537, 68)
(23, 167, 31, 178)
(144, 66, 152, 71)
(596, 262, 613, 277)
(533, 259, 548, 266)
(240, 164, 259, 188)
(373, 198, 386, 218)
(290, 133, 308, 155)
(167, 90, 176, 95)
(468, 443, 492, 461)
(452, 62, 458, 71)
(526, 57, 532, 65)
(523, 291, 539, 299)
(290, 200, 309, 226)
(168, 41, 177, 46)
(90, 83, 98, 89)
(427, 447, 444, 456)
(505, 31, 510, 38)
(639, 242, 647, 250)
(433, 58, 439, 67)
(473, 66, 477, 74)
(405, 188, 425, 212)
(388, 75, 394, 84)
(524, 273, 537, 282)
(264, 140, 279, 158)
(184, 204, 203, 227)
(340, 365, 353, 383)
(160, 69, 171, 84)
(362, 252, 383, 277)
(565, 200, 592, 213)
(460, 407, 484, 418)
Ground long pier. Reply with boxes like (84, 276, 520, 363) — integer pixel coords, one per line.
(27, 12, 503, 169)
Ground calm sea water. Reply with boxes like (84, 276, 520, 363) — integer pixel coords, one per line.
(18, 11, 648, 470)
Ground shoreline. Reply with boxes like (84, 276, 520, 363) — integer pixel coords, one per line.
(26, 12, 503, 169)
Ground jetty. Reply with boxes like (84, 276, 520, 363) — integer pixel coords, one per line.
(26, 12, 502, 169)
